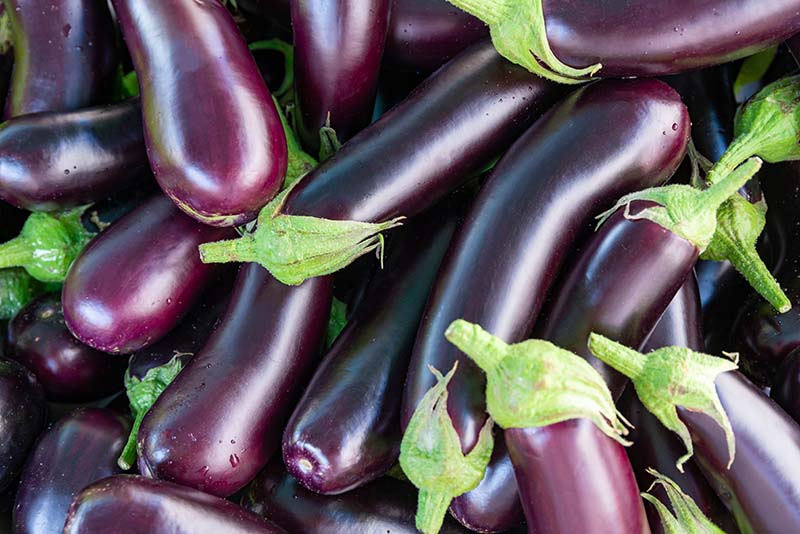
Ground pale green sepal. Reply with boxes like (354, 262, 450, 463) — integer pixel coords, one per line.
(199, 183, 405, 285)
(0, 207, 94, 283)
(446, 0, 601, 84)
(701, 195, 790, 313)
(318, 113, 342, 162)
(587, 333, 737, 471)
(444, 319, 631, 445)
(400, 363, 495, 534)
(273, 96, 317, 188)
(594, 157, 762, 253)
(733, 46, 778, 103)
(325, 296, 348, 349)
(642, 469, 727, 534)
(118, 355, 184, 470)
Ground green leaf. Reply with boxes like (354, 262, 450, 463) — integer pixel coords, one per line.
(642, 469, 728, 534)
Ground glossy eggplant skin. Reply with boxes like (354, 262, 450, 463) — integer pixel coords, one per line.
(384, 0, 487, 73)
(244, 461, 470, 534)
(403, 79, 689, 531)
(7, 294, 126, 402)
(12, 408, 128, 534)
(282, 198, 462, 495)
(292, 0, 391, 153)
(62, 194, 233, 355)
(111, 0, 287, 227)
(546, 0, 800, 77)
(3, 0, 116, 117)
(63, 475, 286, 534)
(139, 266, 333, 497)
(0, 99, 149, 212)
(283, 40, 562, 221)
(772, 348, 800, 423)
(0, 357, 45, 492)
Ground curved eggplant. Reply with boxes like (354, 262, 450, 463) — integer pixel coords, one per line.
(12, 408, 128, 534)
(3, 0, 116, 117)
(63, 475, 286, 534)
(111, 0, 287, 226)
(62, 194, 233, 355)
(292, 0, 391, 153)
(0, 98, 149, 212)
(7, 293, 126, 402)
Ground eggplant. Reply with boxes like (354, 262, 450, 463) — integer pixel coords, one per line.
(7, 293, 126, 402)
(282, 196, 463, 495)
(111, 0, 287, 227)
(12, 408, 128, 534)
(292, 0, 391, 153)
(0, 3, 12, 111)
(0, 98, 149, 212)
(63, 475, 286, 534)
(3, 0, 116, 117)
(62, 194, 233, 355)
(244, 461, 470, 533)
(772, 348, 800, 423)
(0, 357, 46, 492)
(402, 79, 689, 532)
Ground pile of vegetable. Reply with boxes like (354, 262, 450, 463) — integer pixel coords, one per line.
(2, 0, 800, 532)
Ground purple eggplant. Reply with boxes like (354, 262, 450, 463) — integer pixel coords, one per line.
(111, 0, 287, 227)
(62, 194, 233, 355)
(63, 475, 286, 534)
(402, 79, 689, 532)
(244, 461, 470, 533)
(292, 0, 391, 153)
(3, 0, 116, 117)
(7, 293, 126, 402)
(12, 408, 128, 534)
(0, 357, 46, 492)
(282, 197, 462, 495)
(0, 98, 149, 212)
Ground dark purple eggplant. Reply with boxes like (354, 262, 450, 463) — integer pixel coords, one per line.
(0, 357, 46, 492)
(12, 408, 128, 534)
(244, 461, 470, 533)
(282, 197, 462, 495)
(3, 0, 116, 117)
(402, 79, 689, 532)
(111, 0, 287, 227)
(0, 98, 149, 212)
(62, 194, 233, 355)
(384, 0, 487, 73)
(772, 348, 800, 423)
(63, 475, 285, 534)
(292, 0, 391, 154)
(7, 293, 126, 402)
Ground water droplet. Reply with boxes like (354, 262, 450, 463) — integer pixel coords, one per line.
(230, 439, 236, 444)
(671, 123, 678, 131)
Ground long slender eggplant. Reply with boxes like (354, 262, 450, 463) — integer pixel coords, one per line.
(244, 461, 471, 534)
(111, 0, 287, 227)
(0, 98, 149, 212)
(7, 293, 126, 402)
(0, 357, 46, 492)
(63, 475, 286, 534)
(62, 194, 233, 355)
(283, 197, 463, 495)
(3, 0, 116, 117)
(402, 79, 689, 532)
(12, 408, 128, 534)
(292, 0, 391, 153)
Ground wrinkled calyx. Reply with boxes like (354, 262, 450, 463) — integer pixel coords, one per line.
(641, 469, 727, 534)
(587, 333, 737, 471)
(444, 319, 631, 445)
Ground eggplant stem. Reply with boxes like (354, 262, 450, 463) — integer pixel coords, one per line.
(0, 237, 35, 270)
(445, 319, 508, 373)
(415, 489, 452, 534)
(587, 333, 646, 380)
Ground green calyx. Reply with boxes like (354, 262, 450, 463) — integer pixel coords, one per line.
(198, 182, 405, 286)
(118, 355, 184, 470)
(0, 208, 93, 283)
(0, 268, 54, 320)
(446, 0, 601, 84)
(641, 469, 727, 534)
(444, 319, 631, 445)
(587, 333, 737, 471)
(249, 39, 294, 99)
(400, 363, 494, 534)
(595, 157, 762, 254)
(324, 296, 348, 349)
(273, 96, 317, 188)
(318, 113, 342, 162)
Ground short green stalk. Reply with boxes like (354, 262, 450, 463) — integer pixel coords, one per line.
(641, 469, 727, 534)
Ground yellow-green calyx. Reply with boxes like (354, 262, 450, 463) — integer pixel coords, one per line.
(399, 363, 494, 534)
(587, 333, 737, 471)
(444, 319, 631, 445)
(641, 469, 727, 534)
(445, 0, 601, 84)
